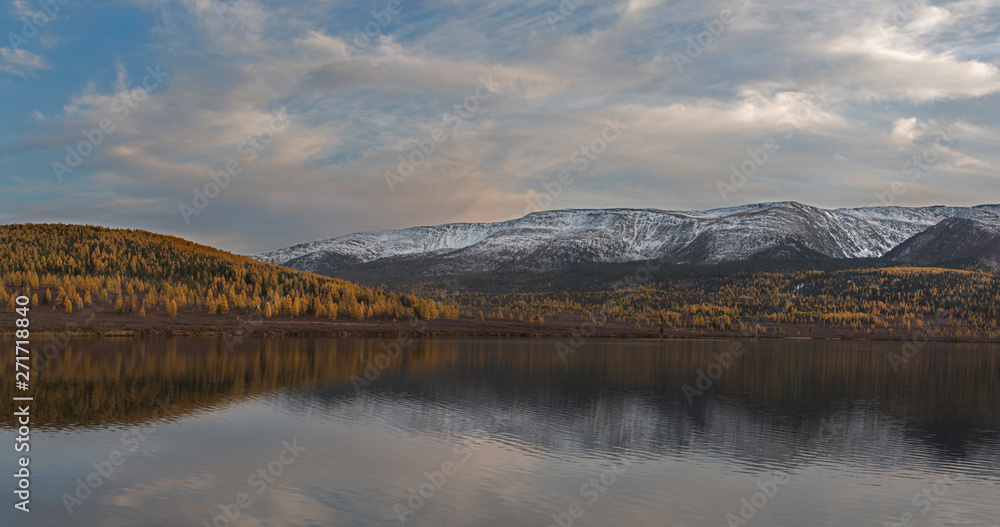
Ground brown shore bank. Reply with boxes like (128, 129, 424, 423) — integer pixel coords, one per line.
(3, 308, 996, 343)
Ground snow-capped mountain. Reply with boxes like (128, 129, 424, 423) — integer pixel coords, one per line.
(254, 202, 1000, 274)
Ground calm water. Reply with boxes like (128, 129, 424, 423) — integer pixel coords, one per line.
(1, 337, 998, 527)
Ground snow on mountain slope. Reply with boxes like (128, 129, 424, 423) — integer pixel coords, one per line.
(253, 202, 1000, 273)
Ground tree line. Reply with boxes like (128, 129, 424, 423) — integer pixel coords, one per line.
(0, 224, 459, 321)
(2, 224, 996, 337)
(421, 266, 1000, 338)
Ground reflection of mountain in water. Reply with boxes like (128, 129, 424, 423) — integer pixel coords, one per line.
(283, 339, 1000, 473)
(2, 338, 998, 468)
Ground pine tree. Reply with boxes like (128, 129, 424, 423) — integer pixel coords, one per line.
(217, 296, 229, 315)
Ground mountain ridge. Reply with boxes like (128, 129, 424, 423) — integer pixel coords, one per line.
(254, 202, 1000, 274)
(887, 217, 1000, 267)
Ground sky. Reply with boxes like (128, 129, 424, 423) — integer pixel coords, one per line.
(0, 0, 998, 254)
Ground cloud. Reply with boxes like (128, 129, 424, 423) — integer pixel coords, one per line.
(3, 0, 1000, 253)
(0, 47, 49, 76)
(889, 117, 921, 147)
(806, 0, 1000, 102)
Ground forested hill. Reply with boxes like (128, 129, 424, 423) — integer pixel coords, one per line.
(0, 224, 457, 321)
(2, 224, 998, 341)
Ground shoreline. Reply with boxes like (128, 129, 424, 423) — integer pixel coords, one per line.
(3, 310, 995, 343)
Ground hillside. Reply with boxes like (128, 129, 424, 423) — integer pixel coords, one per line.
(888, 217, 1000, 267)
(0, 224, 459, 329)
(2, 223, 997, 341)
(400, 262, 1000, 340)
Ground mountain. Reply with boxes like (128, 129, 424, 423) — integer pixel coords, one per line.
(254, 202, 1000, 275)
(887, 217, 1000, 267)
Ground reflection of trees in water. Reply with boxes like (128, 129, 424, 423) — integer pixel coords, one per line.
(1, 338, 998, 464)
(0, 338, 449, 428)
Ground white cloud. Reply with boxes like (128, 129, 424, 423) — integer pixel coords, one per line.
(890, 117, 921, 147)
(812, 0, 1000, 102)
(0, 47, 49, 76)
(9, 0, 1000, 253)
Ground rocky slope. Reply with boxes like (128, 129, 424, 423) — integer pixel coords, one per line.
(887, 217, 1000, 267)
(254, 202, 1000, 274)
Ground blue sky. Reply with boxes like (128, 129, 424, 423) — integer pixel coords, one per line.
(1, 0, 999, 253)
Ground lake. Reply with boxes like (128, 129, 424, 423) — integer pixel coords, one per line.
(1, 337, 998, 526)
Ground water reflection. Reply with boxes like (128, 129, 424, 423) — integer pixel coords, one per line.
(5, 338, 999, 448)
(0, 337, 997, 526)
